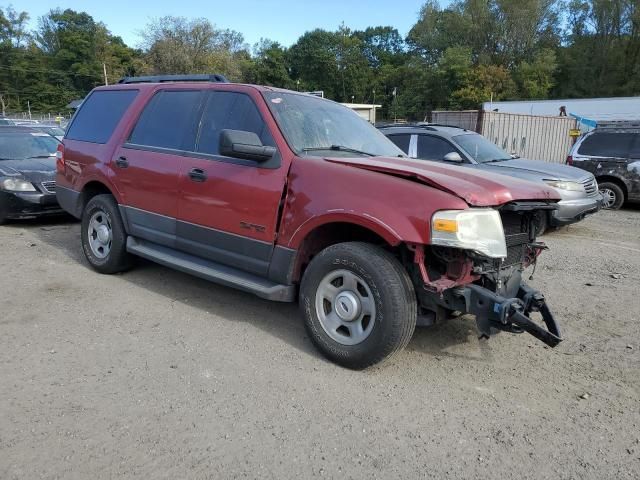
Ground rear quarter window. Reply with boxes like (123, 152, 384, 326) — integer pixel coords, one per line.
(577, 132, 635, 158)
(65, 90, 138, 144)
(386, 134, 411, 154)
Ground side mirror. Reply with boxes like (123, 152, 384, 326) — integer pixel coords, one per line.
(443, 152, 463, 163)
(219, 129, 276, 162)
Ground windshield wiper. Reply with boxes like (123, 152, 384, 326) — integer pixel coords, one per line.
(301, 145, 376, 157)
(484, 158, 511, 163)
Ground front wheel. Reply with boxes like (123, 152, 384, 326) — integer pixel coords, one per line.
(81, 194, 132, 274)
(300, 242, 417, 369)
(599, 182, 624, 210)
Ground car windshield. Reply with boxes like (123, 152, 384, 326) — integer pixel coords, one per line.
(0, 132, 60, 160)
(42, 127, 65, 136)
(454, 133, 512, 163)
(264, 92, 404, 158)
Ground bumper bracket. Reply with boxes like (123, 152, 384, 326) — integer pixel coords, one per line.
(463, 283, 563, 348)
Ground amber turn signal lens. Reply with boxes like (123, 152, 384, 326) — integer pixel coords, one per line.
(433, 219, 458, 233)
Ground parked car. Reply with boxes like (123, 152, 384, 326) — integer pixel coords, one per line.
(28, 124, 66, 141)
(379, 124, 602, 233)
(0, 126, 64, 223)
(0, 117, 15, 126)
(567, 124, 640, 209)
(57, 75, 563, 368)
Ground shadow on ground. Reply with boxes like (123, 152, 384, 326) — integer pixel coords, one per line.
(6, 215, 518, 364)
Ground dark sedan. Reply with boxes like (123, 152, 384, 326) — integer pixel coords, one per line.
(0, 126, 64, 223)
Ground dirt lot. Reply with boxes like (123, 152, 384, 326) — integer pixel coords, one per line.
(1, 208, 639, 480)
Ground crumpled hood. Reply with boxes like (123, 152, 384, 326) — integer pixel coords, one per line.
(325, 156, 560, 207)
(0, 157, 56, 183)
(487, 158, 591, 181)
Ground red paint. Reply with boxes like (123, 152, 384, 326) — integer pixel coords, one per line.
(324, 156, 561, 207)
(58, 81, 560, 255)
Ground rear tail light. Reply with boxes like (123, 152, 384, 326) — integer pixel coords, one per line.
(56, 142, 65, 172)
(566, 155, 573, 165)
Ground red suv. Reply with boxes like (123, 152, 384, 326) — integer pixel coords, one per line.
(56, 74, 562, 368)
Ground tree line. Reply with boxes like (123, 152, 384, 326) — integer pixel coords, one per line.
(1, 1, 638, 119)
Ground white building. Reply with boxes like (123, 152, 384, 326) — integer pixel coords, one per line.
(341, 103, 382, 124)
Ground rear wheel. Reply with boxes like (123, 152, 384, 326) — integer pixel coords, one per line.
(81, 194, 132, 273)
(300, 242, 416, 369)
(599, 182, 624, 210)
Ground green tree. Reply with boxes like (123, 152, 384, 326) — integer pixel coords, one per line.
(140, 16, 249, 81)
(249, 39, 292, 88)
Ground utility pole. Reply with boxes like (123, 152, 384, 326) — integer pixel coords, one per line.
(103, 63, 108, 86)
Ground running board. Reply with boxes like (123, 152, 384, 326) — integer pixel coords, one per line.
(126, 237, 296, 302)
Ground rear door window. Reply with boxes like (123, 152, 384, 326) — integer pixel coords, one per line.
(196, 91, 274, 156)
(66, 89, 138, 144)
(577, 132, 635, 158)
(628, 133, 640, 159)
(387, 134, 411, 154)
(417, 134, 457, 161)
(128, 90, 203, 151)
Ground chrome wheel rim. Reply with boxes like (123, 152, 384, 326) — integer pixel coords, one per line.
(88, 210, 112, 259)
(315, 269, 376, 346)
(599, 188, 616, 209)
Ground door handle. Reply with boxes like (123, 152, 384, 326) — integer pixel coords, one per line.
(188, 168, 207, 182)
(115, 156, 129, 168)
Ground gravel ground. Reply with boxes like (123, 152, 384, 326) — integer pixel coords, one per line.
(1, 208, 639, 479)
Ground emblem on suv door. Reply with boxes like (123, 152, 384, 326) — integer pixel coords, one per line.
(240, 221, 266, 233)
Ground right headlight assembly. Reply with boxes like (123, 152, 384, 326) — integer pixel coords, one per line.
(431, 209, 507, 259)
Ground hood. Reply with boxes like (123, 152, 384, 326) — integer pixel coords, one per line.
(486, 158, 590, 181)
(325, 156, 560, 207)
(0, 157, 57, 183)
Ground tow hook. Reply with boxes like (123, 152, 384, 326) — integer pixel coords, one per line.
(463, 283, 563, 348)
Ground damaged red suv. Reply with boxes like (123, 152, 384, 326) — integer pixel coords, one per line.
(56, 74, 562, 368)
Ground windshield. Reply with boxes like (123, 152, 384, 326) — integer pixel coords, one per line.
(43, 127, 65, 136)
(454, 133, 512, 163)
(0, 132, 60, 160)
(264, 92, 404, 157)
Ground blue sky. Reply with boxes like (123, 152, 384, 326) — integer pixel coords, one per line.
(15, 0, 436, 49)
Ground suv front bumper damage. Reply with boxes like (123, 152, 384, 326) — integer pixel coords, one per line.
(462, 283, 562, 347)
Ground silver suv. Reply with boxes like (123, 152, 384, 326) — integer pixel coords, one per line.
(379, 124, 602, 233)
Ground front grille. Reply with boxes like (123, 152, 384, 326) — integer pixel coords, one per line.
(582, 177, 598, 197)
(500, 211, 532, 266)
(41, 181, 56, 194)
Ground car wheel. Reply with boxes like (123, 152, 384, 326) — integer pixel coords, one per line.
(299, 242, 417, 369)
(598, 182, 624, 210)
(81, 194, 132, 274)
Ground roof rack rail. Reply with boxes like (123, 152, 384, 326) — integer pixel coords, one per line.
(117, 74, 229, 84)
(596, 120, 640, 129)
(376, 122, 468, 131)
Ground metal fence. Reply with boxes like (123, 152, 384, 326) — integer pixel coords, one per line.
(431, 110, 577, 164)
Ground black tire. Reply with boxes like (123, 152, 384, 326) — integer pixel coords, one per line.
(81, 194, 132, 274)
(299, 242, 417, 369)
(598, 182, 625, 210)
(533, 211, 548, 237)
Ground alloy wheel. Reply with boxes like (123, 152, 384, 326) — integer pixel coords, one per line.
(315, 269, 376, 346)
